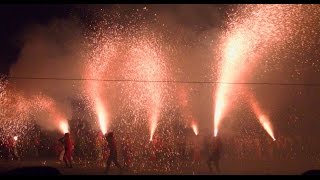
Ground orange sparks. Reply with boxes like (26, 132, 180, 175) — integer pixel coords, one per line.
(33, 94, 68, 133)
(191, 121, 199, 136)
(96, 98, 108, 135)
(213, 5, 298, 136)
(214, 31, 251, 137)
(149, 113, 158, 141)
(250, 95, 276, 141)
(258, 115, 276, 141)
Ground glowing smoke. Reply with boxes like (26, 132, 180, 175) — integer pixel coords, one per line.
(191, 121, 199, 135)
(125, 34, 168, 141)
(250, 95, 276, 141)
(96, 98, 108, 135)
(213, 5, 304, 136)
(59, 120, 70, 134)
(83, 35, 119, 135)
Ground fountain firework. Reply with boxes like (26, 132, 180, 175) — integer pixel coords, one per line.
(125, 35, 168, 141)
(0, 81, 69, 136)
(213, 5, 304, 137)
(84, 36, 119, 135)
(32, 94, 70, 134)
(0, 83, 33, 137)
(191, 120, 198, 136)
(249, 95, 276, 141)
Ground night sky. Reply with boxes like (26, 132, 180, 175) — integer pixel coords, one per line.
(0, 5, 79, 75)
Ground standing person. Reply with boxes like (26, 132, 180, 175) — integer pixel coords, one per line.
(105, 132, 122, 174)
(6, 136, 20, 161)
(12, 136, 20, 161)
(60, 133, 73, 168)
(207, 136, 222, 173)
(58, 137, 65, 164)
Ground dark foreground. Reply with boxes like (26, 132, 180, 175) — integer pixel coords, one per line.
(0, 158, 319, 175)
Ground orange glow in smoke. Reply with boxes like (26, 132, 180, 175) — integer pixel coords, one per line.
(59, 120, 69, 134)
(214, 33, 248, 137)
(250, 96, 276, 141)
(149, 113, 158, 141)
(258, 115, 276, 141)
(214, 93, 226, 137)
(191, 121, 199, 136)
(213, 5, 298, 137)
(96, 98, 108, 135)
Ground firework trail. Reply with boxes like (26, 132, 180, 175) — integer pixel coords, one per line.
(0, 83, 68, 136)
(177, 85, 199, 135)
(243, 90, 276, 141)
(32, 93, 69, 134)
(83, 36, 119, 135)
(191, 120, 198, 136)
(125, 35, 168, 141)
(213, 5, 304, 136)
(250, 99, 276, 141)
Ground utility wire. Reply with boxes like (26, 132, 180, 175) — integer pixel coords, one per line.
(6, 76, 320, 87)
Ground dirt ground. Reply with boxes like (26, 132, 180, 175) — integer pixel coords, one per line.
(0, 158, 319, 175)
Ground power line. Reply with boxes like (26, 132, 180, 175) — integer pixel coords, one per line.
(6, 76, 320, 87)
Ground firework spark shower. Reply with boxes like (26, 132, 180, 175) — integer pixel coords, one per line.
(213, 5, 306, 137)
(0, 4, 319, 175)
(0, 82, 69, 135)
(83, 38, 118, 135)
(125, 35, 169, 141)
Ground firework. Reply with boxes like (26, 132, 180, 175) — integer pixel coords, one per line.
(191, 121, 198, 136)
(83, 35, 119, 135)
(59, 120, 70, 134)
(32, 94, 69, 133)
(250, 96, 276, 141)
(124, 34, 168, 141)
(213, 5, 304, 136)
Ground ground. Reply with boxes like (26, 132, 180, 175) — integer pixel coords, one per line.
(0, 158, 319, 175)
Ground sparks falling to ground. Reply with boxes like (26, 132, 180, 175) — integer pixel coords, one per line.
(213, 5, 304, 137)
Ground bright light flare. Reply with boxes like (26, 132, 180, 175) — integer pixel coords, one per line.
(250, 96, 276, 141)
(149, 114, 158, 141)
(33, 94, 68, 133)
(214, 93, 226, 137)
(258, 115, 276, 141)
(214, 31, 251, 137)
(96, 98, 108, 135)
(191, 121, 199, 136)
(59, 120, 69, 134)
(213, 5, 298, 137)
(83, 39, 117, 137)
(13, 136, 18, 141)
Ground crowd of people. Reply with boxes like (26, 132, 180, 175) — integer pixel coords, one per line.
(0, 124, 319, 174)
